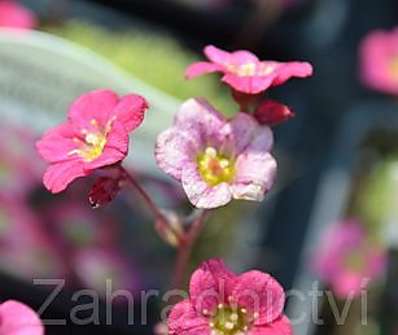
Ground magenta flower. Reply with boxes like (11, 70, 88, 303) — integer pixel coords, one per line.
(313, 220, 387, 298)
(0, 0, 37, 29)
(155, 98, 277, 209)
(36, 89, 148, 193)
(186, 45, 313, 95)
(168, 259, 291, 335)
(360, 28, 398, 95)
(0, 300, 44, 335)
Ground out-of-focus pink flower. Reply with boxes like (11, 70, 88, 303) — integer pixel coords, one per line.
(186, 45, 313, 94)
(0, 0, 37, 29)
(0, 125, 43, 199)
(36, 89, 148, 193)
(155, 98, 277, 209)
(0, 300, 44, 335)
(313, 220, 387, 298)
(0, 196, 64, 278)
(254, 100, 294, 126)
(73, 248, 138, 295)
(168, 258, 291, 335)
(360, 28, 398, 95)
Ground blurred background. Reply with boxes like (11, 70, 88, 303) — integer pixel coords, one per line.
(1, 0, 398, 334)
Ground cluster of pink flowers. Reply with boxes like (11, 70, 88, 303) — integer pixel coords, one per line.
(34, 44, 313, 335)
(313, 220, 386, 298)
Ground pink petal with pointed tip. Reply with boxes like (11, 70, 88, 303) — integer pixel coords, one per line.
(204, 45, 232, 65)
(185, 61, 222, 79)
(189, 259, 236, 313)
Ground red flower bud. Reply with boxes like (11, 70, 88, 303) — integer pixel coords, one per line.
(254, 99, 295, 126)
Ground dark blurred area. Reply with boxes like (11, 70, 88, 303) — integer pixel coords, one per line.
(1, 0, 398, 334)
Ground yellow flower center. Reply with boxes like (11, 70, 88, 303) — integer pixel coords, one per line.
(69, 119, 111, 162)
(209, 304, 251, 335)
(344, 249, 366, 272)
(197, 147, 235, 186)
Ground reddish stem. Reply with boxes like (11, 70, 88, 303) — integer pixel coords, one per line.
(119, 165, 179, 240)
(172, 209, 210, 289)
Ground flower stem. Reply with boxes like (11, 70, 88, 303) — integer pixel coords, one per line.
(119, 166, 179, 239)
(172, 209, 210, 289)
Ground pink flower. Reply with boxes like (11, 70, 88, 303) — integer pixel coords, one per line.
(0, 0, 37, 29)
(360, 28, 398, 95)
(313, 220, 387, 298)
(155, 98, 277, 209)
(186, 45, 313, 95)
(73, 248, 138, 295)
(36, 89, 148, 193)
(0, 300, 44, 335)
(168, 259, 292, 335)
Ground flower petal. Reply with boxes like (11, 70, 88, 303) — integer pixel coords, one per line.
(68, 89, 119, 129)
(185, 61, 222, 79)
(111, 94, 148, 132)
(168, 300, 210, 335)
(232, 271, 285, 325)
(175, 98, 227, 147)
(272, 61, 313, 86)
(248, 315, 292, 335)
(155, 127, 202, 180)
(230, 50, 259, 66)
(35, 122, 78, 163)
(224, 112, 259, 154)
(43, 160, 88, 193)
(204, 45, 232, 65)
(222, 73, 275, 95)
(182, 163, 232, 209)
(0, 300, 44, 335)
(189, 259, 236, 314)
(231, 127, 276, 201)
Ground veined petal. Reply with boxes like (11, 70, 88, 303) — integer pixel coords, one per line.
(111, 94, 148, 132)
(232, 271, 285, 325)
(43, 160, 88, 193)
(185, 61, 222, 79)
(168, 300, 210, 335)
(155, 127, 202, 180)
(35, 122, 79, 163)
(175, 98, 227, 146)
(181, 163, 232, 209)
(68, 89, 119, 129)
(189, 259, 236, 314)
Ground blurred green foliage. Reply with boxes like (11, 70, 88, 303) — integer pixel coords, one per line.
(47, 21, 236, 115)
